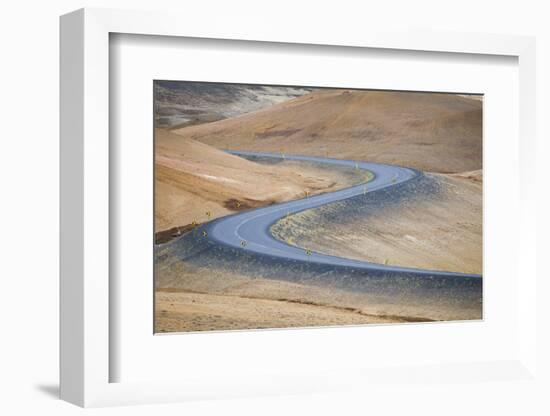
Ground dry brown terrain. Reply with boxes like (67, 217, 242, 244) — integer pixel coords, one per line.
(155, 289, 399, 333)
(173, 90, 482, 173)
(155, 263, 478, 332)
(155, 128, 369, 235)
(451, 169, 483, 184)
(155, 169, 482, 332)
(271, 173, 482, 274)
(155, 81, 313, 128)
(155, 87, 483, 332)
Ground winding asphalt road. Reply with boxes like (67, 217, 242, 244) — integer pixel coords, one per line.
(203, 150, 481, 280)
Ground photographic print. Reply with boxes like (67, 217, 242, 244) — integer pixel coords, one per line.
(154, 81, 482, 333)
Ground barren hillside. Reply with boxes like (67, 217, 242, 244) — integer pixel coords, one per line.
(173, 89, 483, 173)
(155, 81, 313, 128)
(155, 129, 369, 238)
(271, 172, 483, 274)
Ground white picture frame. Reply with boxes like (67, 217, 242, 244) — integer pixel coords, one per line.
(60, 8, 538, 408)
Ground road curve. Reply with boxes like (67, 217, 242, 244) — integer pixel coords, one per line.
(202, 150, 481, 280)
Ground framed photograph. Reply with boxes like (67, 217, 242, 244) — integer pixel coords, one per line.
(60, 8, 538, 407)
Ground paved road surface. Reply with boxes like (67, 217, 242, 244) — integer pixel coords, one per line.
(202, 151, 481, 280)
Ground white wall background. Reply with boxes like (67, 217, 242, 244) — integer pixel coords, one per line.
(0, 0, 548, 415)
